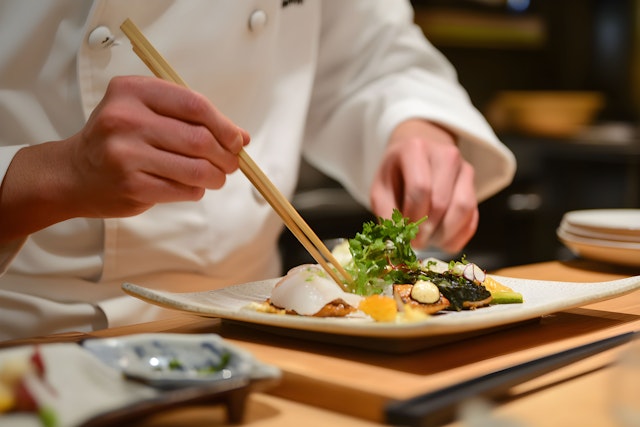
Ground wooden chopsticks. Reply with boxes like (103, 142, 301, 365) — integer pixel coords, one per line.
(119, 18, 353, 290)
(385, 331, 638, 427)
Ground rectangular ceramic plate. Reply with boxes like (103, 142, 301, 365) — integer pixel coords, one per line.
(122, 274, 640, 340)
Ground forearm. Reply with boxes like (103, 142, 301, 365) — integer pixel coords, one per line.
(0, 141, 79, 243)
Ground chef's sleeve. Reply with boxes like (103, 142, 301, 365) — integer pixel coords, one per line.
(302, 0, 516, 208)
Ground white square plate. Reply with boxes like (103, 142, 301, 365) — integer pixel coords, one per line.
(122, 274, 640, 339)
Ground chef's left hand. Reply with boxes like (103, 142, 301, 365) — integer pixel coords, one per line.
(370, 119, 478, 253)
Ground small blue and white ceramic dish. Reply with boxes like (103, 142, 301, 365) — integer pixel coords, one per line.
(82, 333, 280, 390)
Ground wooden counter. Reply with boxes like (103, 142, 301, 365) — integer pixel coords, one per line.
(2, 260, 639, 426)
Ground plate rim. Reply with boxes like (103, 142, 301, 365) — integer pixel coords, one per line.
(563, 209, 640, 234)
(559, 222, 640, 244)
(557, 227, 640, 249)
(122, 274, 640, 339)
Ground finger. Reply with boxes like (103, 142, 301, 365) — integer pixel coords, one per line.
(412, 145, 467, 248)
(370, 151, 404, 219)
(420, 143, 464, 230)
(129, 170, 208, 204)
(433, 205, 479, 254)
(136, 141, 229, 190)
(398, 143, 434, 223)
(428, 163, 478, 252)
(379, 140, 435, 221)
(112, 76, 248, 153)
(151, 85, 246, 154)
(140, 116, 240, 175)
(83, 158, 209, 218)
(386, 140, 437, 246)
(91, 99, 238, 188)
(100, 77, 243, 181)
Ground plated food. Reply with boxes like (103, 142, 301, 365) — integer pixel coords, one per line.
(0, 346, 54, 423)
(255, 210, 523, 322)
(120, 210, 640, 347)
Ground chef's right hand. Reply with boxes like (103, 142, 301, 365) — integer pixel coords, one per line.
(0, 76, 249, 242)
(70, 76, 250, 217)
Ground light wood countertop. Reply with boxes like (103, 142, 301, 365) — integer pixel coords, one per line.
(3, 260, 639, 426)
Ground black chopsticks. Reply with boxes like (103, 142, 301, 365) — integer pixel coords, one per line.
(385, 331, 637, 427)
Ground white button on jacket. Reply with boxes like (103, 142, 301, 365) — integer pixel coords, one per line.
(248, 10, 268, 32)
(87, 25, 118, 50)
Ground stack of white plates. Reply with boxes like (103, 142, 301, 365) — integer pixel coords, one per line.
(557, 209, 640, 267)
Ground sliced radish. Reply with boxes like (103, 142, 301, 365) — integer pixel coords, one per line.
(462, 263, 486, 284)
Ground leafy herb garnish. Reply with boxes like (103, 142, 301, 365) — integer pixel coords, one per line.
(342, 209, 492, 310)
(346, 209, 426, 295)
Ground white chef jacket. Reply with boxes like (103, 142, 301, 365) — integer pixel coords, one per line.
(0, 0, 516, 340)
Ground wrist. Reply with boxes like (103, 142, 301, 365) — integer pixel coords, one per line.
(0, 141, 78, 242)
(389, 119, 457, 147)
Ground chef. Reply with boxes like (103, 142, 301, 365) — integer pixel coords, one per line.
(0, 0, 516, 340)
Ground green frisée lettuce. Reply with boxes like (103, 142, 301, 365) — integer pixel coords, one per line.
(337, 209, 522, 308)
(345, 209, 426, 296)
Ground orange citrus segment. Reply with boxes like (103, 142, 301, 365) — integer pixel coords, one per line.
(358, 295, 397, 322)
(482, 276, 514, 293)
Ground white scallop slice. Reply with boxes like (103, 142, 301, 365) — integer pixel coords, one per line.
(270, 264, 362, 316)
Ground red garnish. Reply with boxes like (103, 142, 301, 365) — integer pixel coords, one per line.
(30, 346, 46, 378)
(13, 378, 38, 412)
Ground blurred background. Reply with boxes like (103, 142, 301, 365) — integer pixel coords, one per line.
(279, 0, 640, 271)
